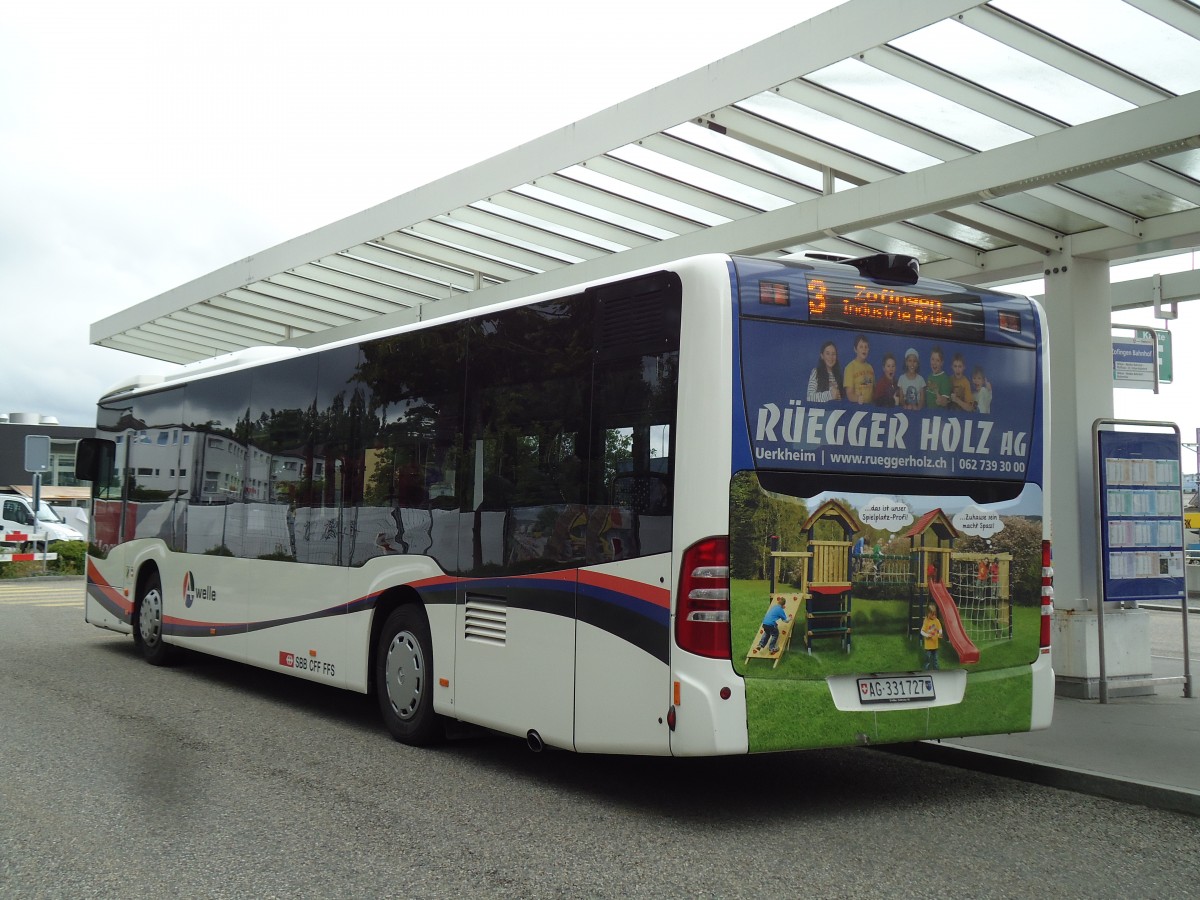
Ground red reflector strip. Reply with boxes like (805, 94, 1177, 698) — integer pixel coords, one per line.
(1039, 541, 1053, 649)
(998, 310, 1022, 333)
(759, 281, 790, 306)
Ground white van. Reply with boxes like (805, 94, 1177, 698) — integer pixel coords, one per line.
(0, 495, 84, 546)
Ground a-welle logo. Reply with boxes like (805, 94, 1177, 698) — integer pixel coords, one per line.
(182, 571, 217, 608)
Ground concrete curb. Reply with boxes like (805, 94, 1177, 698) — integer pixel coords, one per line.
(1141, 602, 1199, 613)
(880, 741, 1200, 818)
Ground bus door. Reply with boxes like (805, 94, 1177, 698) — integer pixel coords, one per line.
(452, 435, 579, 749)
(454, 570, 579, 749)
(451, 416, 582, 748)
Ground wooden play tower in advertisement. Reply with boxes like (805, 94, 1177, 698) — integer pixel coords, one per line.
(746, 498, 858, 666)
(798, 499, 856, 653)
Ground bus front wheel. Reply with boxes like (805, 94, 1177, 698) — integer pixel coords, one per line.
(135, 573, 174, 666)
(375, 605, 441, 745)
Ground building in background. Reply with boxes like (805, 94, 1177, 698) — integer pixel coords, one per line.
(0, 413, 93, 509)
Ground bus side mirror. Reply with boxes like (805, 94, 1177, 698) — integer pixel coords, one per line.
(75, 438, 115, 484)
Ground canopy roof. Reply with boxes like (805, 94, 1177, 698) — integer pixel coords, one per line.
(93, 0, 1200, 364)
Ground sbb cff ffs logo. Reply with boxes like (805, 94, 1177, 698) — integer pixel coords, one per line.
(182, 572, 217, 608)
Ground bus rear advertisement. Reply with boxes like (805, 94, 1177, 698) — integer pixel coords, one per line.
(727, 256, 1049, 751)
(77, 252, 1052, 755)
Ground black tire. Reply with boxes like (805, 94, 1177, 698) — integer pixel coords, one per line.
(375, 605, 442, 745)
(134, 572, 175, 666)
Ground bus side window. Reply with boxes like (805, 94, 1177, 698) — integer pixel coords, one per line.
(611, 472, 670, 516)
(459, 298, 595, 574)
(358, 325, 466, 570)
(593, 368, 677, 563)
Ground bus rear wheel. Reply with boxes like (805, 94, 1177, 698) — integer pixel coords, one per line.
(135, 573, 174, 666)
(375, 605, 441, 745)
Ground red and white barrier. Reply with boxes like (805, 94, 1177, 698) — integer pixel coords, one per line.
(0, 531, 57, 562)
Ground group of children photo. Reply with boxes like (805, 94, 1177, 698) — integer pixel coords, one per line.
(806, 333, 993, 414)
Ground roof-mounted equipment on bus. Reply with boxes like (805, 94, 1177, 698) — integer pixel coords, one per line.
(99, 374, 166, 399)
(843, 253, 920, 285)
(777, 250, 855, 263)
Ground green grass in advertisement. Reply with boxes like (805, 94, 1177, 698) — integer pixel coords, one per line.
(732, 579, 1040, 751)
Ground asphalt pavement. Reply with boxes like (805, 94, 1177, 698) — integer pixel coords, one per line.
(12, 576, 1199, 818)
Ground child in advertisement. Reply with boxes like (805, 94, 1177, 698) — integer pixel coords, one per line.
(920, 601, 943, 670)
(973, 366, 993, 413)
(806, 341, 843, 402)
(925, 346, 952, 409)
(843, 334, 875, 404)
(897, 348, 925, 410)
(756, 595, 790, 655)
(873, 352, 901, 407)
(949, 352, 975, 411)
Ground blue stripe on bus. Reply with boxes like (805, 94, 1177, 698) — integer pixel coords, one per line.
(158, 570, 670, 663)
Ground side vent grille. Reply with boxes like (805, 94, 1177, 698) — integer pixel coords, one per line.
(598, 292, 665, 350)
(592, 271, 682, 358)
(464, 594, 507, 646)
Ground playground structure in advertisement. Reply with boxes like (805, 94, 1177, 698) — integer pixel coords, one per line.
(743, 499, 1013, 672)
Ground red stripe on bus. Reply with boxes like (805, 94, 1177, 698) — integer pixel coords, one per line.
(578, 570, 670, 610)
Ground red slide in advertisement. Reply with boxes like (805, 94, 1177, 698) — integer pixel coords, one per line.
(928, 580, 980, 665)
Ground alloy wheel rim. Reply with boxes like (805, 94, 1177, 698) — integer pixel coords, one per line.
(384, 630, 424, 721)
(140, 589, 163, 646)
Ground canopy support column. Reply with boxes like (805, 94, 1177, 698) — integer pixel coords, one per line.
(1045, 246, 1152, 698)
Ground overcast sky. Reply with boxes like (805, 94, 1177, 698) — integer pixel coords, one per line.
(3, 1, 1198, 470)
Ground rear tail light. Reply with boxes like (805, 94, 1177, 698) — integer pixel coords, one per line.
(1040, 540, 1054, 651)
(676, 536, 731, 659)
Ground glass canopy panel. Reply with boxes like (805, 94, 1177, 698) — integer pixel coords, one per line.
(606, 143, 792, 211)
(805, 58, 1029, 151)
(430, 215, 583, 265)
(469, 200, 629, 253)
(1058, 171, 1197, 218)
(511, 183, 677, 241)
(558, 164, 731, 227)
(991, 0, 1200, 94)
(737, 90, 941, 174)
(836, 228, 916, 258)
(982, 193, 1102, 234)
(1155, 150, 1200, 182)
(891, 19, 1132, 126)
(781, 236, 876, 258)
(664, 122, 826, 193)
(399, 227, 544, 276)
(907, 212, 1010, 251)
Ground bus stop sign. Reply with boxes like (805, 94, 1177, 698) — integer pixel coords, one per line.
(24, 435, 51, 473)
(1136, 328, 1172, 383)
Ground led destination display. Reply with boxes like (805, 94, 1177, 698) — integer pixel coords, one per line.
(805, 272, 986, 341)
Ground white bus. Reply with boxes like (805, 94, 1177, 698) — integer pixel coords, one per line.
(77, 252, 1053, 755)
